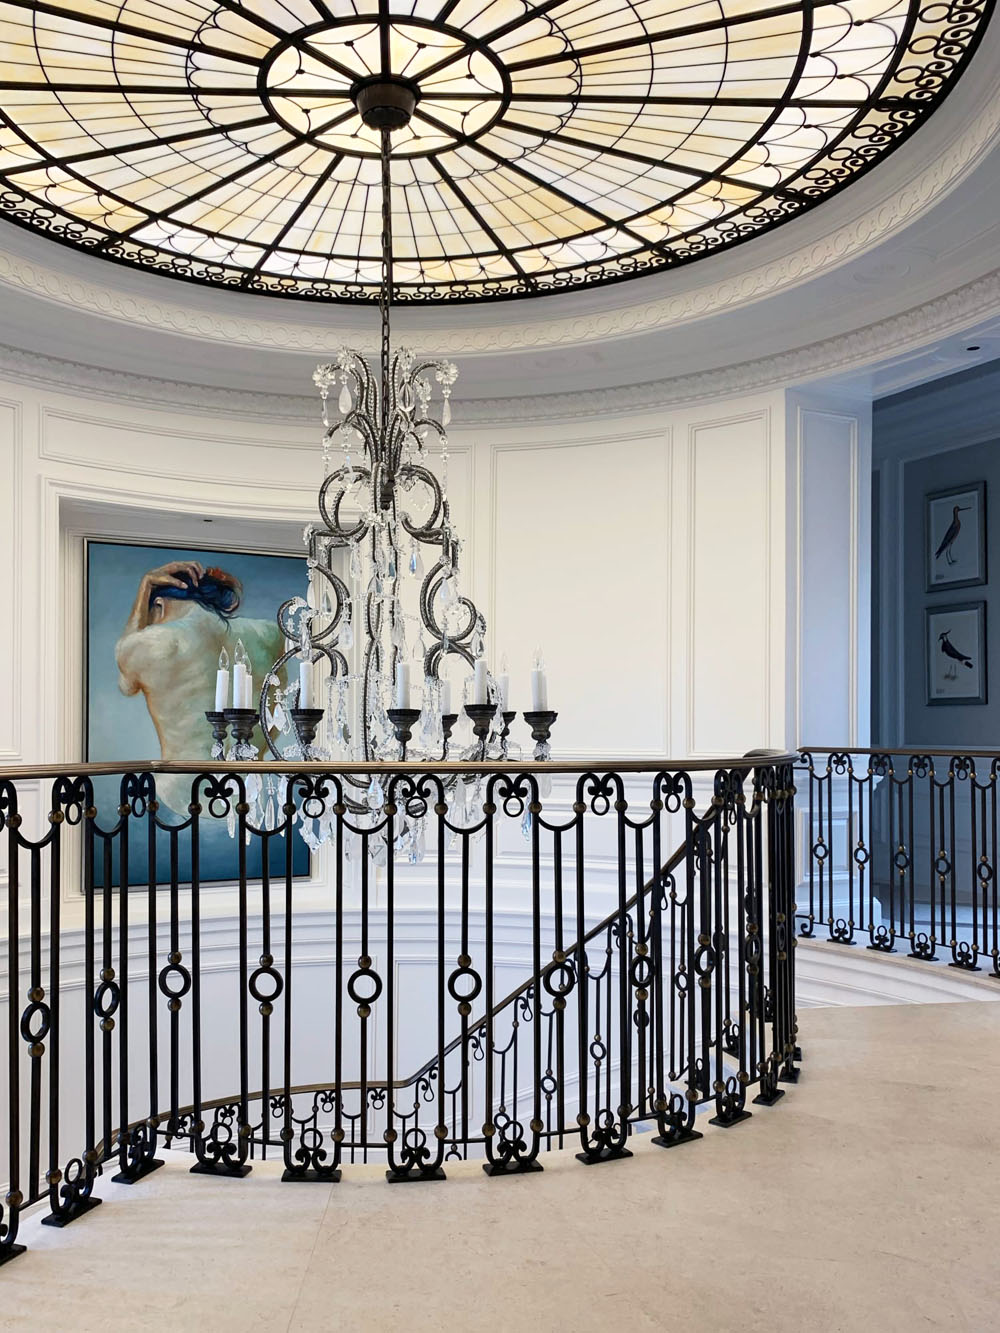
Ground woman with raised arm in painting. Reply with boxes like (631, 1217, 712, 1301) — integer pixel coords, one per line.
(115, 559, 284, 811)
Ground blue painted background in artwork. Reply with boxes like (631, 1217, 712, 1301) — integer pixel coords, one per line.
(86, 539, 309, 887)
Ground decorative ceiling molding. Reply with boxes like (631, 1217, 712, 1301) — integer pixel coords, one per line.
(0, 22, 999, 356)
(2, 268, 999, 424)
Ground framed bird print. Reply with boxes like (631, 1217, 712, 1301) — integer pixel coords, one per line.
(926, 602, 987, 705)
(925, 481, 986, 591)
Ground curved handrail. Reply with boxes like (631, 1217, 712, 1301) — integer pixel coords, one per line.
(0, 754, 799, 781)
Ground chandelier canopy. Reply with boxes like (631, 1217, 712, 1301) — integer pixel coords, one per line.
(0, 0, 992, 303)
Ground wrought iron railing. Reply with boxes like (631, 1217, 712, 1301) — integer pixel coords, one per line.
(798, 748, 1000, 975)
(0, 755, 797, 1266)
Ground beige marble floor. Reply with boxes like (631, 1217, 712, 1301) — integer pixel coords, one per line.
(3, 1001, 999, 1332)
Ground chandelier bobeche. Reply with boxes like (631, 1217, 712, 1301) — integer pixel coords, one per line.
(205, 81, 556, 853)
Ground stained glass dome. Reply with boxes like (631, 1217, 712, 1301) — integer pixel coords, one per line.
(0, 0, 992, 302)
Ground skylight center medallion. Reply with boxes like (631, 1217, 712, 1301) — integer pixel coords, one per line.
(259, 18, 510, 158)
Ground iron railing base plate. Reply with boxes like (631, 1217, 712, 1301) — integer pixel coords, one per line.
(575, 1148, 633, 1166)
(650, 1130, 702, 1149)
(752, 1088, 786, 1107)
(385, 1168, 446, 1183)
(281, 1168, 342, 1183)
(0, 1244, 26, 1266)
(41, 1196, 102, 1228)
(112, 1157, 164, 1185)
(778, 1066, 800, 1084)
(708, 1110, 752, 1128)
(189, 1162, 252, 1178)
(482, 1159, 543, 1177)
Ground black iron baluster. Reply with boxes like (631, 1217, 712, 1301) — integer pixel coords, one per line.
(710, 772, 749, 1128)
(260, 827, 274, 1158)
(113, 774, 163, 1184)
(44, 780, 102, 1226)
(632, 821, 648, 1121)
(776, 767, 800, 1081)
(528, 778, 544, 1168)
(163, 825, 186, 1139)
(332, 790, 345, 1172)
(990, 762, 999, 978)
(192, 775, 251, 1177)
(750, 772, 783, 1106)
(483, 781, 497, 1165)
(0, 781, 26, 1265)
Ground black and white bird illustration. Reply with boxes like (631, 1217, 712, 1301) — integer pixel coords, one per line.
(935, 504, 971, 566)
(939, 629, 974, 680)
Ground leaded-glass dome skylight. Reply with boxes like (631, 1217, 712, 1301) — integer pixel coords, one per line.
(0, 0, 992, 303)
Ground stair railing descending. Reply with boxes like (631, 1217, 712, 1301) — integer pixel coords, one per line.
(798, 747, 1000, 974)
(0, 755, 798, 1266)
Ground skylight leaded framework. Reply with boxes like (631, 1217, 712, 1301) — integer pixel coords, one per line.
(0, 0, 993, 303)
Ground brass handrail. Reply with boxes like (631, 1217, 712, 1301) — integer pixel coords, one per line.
(0, 754, 799, 781)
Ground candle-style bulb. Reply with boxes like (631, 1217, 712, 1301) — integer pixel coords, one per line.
(234, 638, 248, 668)
(500, 652, 509, 673)
(300, 621, 312, 660)
(218, 645, 229, 671)
(533, 647, 544, 671)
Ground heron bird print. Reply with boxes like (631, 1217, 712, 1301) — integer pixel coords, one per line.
(926, 483, 986, 591)
(935, 505, 970, 566)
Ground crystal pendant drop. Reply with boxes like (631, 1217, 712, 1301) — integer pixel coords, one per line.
(521, 804, 533, 841)
(442, 397, 452, 426)
(349, 544, 362, 582)
(340, 612, 354, 649)
(338, 382, 351, 415)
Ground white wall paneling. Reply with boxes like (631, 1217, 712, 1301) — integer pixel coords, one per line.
(789, 394, 872, 751)
(0, 397, 21, 760)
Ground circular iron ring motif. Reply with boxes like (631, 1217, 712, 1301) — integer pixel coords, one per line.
(347, 966, 382, 1008)
(446, 964, 483, 1006)
(158, 963, 192, 1000)
(258, 18, 512, 159)
(248, 964, 283, 1005)
(0, 0, 992, 303)
(20, 1000, 50, 1045)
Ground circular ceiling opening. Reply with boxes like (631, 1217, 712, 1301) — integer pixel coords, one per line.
(0, 1, 993, 304)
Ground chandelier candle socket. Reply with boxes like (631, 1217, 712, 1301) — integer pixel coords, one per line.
(290, 708, 325, 751)
(224, 708, 258, 748)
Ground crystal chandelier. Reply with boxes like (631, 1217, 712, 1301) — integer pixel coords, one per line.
(206, 80, 555, 850)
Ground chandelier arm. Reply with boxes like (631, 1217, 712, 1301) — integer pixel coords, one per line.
(424, 640, 475, 678)
(319, 468, 372, 541)
(257, 647, 298, 760)
(445, 595, 480, 646)
(305, 564, 352, 643)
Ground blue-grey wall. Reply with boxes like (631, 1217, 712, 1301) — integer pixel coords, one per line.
(873, 359, 1000, 748)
